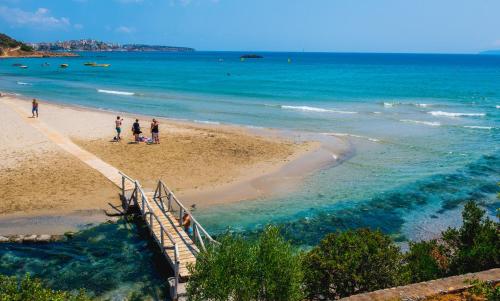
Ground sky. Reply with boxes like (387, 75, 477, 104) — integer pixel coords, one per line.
(0, 0, 499, 53)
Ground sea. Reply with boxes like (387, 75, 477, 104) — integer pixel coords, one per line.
(0, 52, 499, 299)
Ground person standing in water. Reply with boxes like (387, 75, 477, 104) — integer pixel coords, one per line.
(115, 116, 123, 140)
(32, 99, 39, 118)
(132, 119, 141, 142)
(150, 118, 159, 144)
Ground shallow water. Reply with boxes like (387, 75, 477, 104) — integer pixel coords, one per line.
(0, 52, 499, 296)
(0, 219, 170, 300)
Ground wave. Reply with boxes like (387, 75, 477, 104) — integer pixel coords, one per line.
(496, 105, 500, 109)
(194, 120, 220, 125)
(323, 132, 380, 142)
(281, 105, 357, 114)
(97, 89, 135, 96)
(16, 81, 31, 86)
(428, 111, 485, 118)
(400, 119, 441, 127)
(463, 126, 494, 130)
(383, 102, 434, 108)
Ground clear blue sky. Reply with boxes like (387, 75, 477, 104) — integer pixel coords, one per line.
(0, 0, 499, 53)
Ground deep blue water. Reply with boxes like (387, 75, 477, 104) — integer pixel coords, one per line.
(0, 52, 499, 298)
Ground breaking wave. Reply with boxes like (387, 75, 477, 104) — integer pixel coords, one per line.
(97, 89, 135, 96)
(428, 111, 485, 118)
(281, 105, 357, 114)
(463, 126, 494, 130)
(400, 119, 441, 127)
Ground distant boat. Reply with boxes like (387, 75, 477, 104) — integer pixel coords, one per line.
(84, 62, 96, 66)
(19, 65, 28, 69)
(60, 64, 69, 68)
(288, 58, 292, 64)
(12, 63, 22, 67)
(91, 64, 110, 67)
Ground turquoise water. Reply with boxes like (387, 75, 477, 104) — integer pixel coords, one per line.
(0, 52, 499, 297)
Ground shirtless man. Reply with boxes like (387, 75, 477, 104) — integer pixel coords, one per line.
(115, 116, 123, 140)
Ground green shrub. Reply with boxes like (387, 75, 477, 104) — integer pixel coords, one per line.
(405, 239, 447, 282)
(0, 274, 91, 301)
(20, 44, 33, 52)
(186, 226, 302, 301)
(442, 201, 499, 274)
(302, 228, 403, 300)
(466, 279, 500, 301)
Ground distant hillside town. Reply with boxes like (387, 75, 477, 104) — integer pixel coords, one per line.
(28, 39, 195, 52)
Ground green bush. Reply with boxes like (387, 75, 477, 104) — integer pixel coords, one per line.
(442, 201, 499, 274)
(0, 274, 91, 301)
(466, 279, 500, 301)
(405, 239, 447, 282)
(19, 44, 33, 52)
(302, 228, 403, 300)
(186, 226, 302, 301)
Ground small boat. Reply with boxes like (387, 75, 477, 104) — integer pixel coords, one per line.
(19, 65, 28, 69)
(91, 64, 110, 67)
(60, 64, 69, 68)
(12, 63, 22, 67)
(84, 62, 96, 66)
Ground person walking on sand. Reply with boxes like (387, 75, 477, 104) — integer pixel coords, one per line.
(150, 118, 160, 144)
(132, 119, 141, 142)
(115, 116, 123, 141)
(32, 99, 39, 118)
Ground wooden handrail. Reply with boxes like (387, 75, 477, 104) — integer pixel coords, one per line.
(158, 180, 217, 244)
(120, 174, 180, 299)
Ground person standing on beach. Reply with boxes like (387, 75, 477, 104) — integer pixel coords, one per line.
(132, 119, 141, 142)
(32, 99, 39, 118)
(151, 118, 160, 144)
(115, 116, 123, 140)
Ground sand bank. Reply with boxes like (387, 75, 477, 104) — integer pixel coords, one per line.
(0, 94, 348, 233)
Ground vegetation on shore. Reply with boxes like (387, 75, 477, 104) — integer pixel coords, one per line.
(187, 200, 499, 300)
(0, 274, 90, 301)
(0, 33, 33, 55)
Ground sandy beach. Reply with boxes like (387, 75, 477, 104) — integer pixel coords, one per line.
(0, 94, 348, 233)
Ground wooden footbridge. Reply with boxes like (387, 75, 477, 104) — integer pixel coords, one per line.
(120, 173, 217, 300)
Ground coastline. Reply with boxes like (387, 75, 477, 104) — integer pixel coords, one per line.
(0, 93, 351, 234)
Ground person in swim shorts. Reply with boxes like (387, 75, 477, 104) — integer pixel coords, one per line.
(115, 116, 123, 140)
(150, 118, 159, 144)
(32, 99, 39, 118)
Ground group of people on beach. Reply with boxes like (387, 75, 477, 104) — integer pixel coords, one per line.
(115, 116, 160, 144)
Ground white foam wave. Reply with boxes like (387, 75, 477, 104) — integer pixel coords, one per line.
(428, 111, 485, 118)
(324, 132, 380, 142)
(194, 120, 220, 125)
(16, 81, 31, 85)
(463, 126, 493, 130)
(400, 119, 441, 127)
(383, 102, 432, 108)
(97, 89, 135, 96)
(496, 105, 500, 109)
(281, 105, 357, 114)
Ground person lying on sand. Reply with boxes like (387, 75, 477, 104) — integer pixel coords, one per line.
(132, 119, 142, 142)
(32, 99, 39, 118)
(115, 116, 123, 140)
(151, 118, 159, 144)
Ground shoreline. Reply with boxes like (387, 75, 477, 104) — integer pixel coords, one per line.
(0, 93, 351, 234)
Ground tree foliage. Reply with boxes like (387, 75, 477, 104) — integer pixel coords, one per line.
(0, 274, 91, 301)
(186, 226, 303, 301)
(302, 228, 403, 300)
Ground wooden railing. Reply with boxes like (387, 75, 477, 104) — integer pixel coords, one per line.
(120, 173, 180, 300)
(153, 180, 218, 252)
